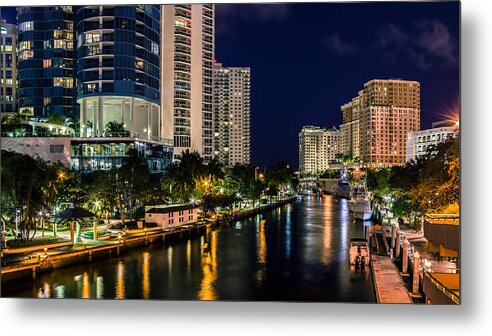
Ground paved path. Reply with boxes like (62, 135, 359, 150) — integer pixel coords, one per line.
(371, 255, 412, 303)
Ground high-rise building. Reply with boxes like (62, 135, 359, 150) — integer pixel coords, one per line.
(406, 120, 459, 162)
(160, 4, 214, 161)
(213, 62, 251, 166)
(16, 6, 77, 118)
(0, 20, 17, 113)
(299, 126, 340, 177)
(75, 5, 162, 139)
(339, 93, 361, 161)
(342, 79, 420, 167)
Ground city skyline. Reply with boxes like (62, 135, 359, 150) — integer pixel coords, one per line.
(1, 2, 459, 169)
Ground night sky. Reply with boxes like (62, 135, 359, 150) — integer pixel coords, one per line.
(1, 2, 460, 169)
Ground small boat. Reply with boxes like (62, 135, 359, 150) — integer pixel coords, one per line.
(349, 185, 369, 214)
(331, 179, 351, 198)
(353, 198, 372, 221)
(349, 238, 370, 266)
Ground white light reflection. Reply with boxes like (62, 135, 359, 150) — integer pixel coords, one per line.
(285, 205, 292, 259)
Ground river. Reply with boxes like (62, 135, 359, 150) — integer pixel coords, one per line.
(2, 195, 376, 302)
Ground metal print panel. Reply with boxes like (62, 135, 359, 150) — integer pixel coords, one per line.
(0, 2, 460, 304)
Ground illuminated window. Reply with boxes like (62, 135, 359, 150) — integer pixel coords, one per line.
(54, 77, 64, 86)
(19, 41, 31, 51)
(63, 78, 73, 88)
(19, 50, 34, 60)
(66, 41, 73, 50)
(43, 59, 52, 68)
(151, 42, 159, 56)
(44, 97, 51, 106)
(54, 30, 63, 39)
(4, 45, 12, 52)
(19, 21, 34, 32)
(20, 107, 34, 116)
(44, 40, 52, 49)
(136, 60, 144, 70)
(54, 39, 64, 49)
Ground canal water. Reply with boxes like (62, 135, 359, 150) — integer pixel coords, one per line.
(2, 196, 376, 302)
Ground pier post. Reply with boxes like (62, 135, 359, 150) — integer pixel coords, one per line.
(412, 251, 421, 295)
(70, 221, 75, 244)
(402, 239, 409, 274)
(395, 229, 401, 258)
(391, 223, 396, 249)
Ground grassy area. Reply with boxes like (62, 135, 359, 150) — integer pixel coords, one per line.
(7, 236, 69, 248)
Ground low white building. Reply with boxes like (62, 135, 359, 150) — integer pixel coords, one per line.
(145, 204, 198, 229)
(406, 121, 459, 163)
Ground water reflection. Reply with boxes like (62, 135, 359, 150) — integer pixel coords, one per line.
(82, 272, 90, 299)
(115, 261, 125, 299)
(321, 196, 333, 265)
(4, 197, 375, 302)
(198, 231, 217, 300)
(142, 252, 150, 299)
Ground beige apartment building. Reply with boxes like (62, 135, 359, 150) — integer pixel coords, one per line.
(0, 22, 17, 113)
(161, 4, 214, 161)
(341, 79, 420, 167)
(299, 126, 340, 177)
(213, 63, 251, 166)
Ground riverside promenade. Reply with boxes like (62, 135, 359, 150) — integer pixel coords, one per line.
(1, 198, 295, 283)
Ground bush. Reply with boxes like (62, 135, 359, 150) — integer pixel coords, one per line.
(7, 236, 69, 248)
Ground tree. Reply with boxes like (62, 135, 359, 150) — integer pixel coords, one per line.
(47, 112, 66, 126)
(104, 121, 129, 137)
(66, 111, 80, 133)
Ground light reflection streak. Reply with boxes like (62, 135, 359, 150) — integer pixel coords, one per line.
(54, 285, 65, 298)
(198, 231, 217, 300)
(339, 198, 349, 253)
(96, 276, 104, 299)
(115, 261, 125, 299)
(186, 239, 191, 274)
(142, 251, 150, 299)
(321, 196, 333, 265)
(37, 282, 51, 298)
(285, 206, 292, 259)
(82, 272, 90, 299)
(255, 219, 267, 283)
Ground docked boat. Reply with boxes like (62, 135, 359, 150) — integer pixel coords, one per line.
(349, 238, 370, 266)
(353, 198, 372, 221)
(331, 179, 351, 198)
(349, 185, 368, 212)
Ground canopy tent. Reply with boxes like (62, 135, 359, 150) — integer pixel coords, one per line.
(55, 207, 97, 244)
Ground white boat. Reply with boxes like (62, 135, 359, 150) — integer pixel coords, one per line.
(353, 198, 372, 221)
(349, 238, 370, 266)
(331, 179, 351, 198)
(349, 185, 368, 213)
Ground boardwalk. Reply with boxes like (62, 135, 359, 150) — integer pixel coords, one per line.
(371, 255, 413, 303)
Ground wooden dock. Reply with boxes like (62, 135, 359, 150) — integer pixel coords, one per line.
(371, 255, 413, 303)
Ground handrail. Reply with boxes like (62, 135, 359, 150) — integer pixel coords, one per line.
(423, 271, 460, 304)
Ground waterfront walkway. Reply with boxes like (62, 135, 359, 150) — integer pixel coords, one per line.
(371, 255, 412, 303)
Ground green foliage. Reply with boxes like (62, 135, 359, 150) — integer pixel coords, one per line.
(47, 112, 66, 126)
(7, 236, 69, 248)
(104, 121, 129, 137)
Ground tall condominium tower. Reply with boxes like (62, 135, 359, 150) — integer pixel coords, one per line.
(0, 21, 17, 113)
(213, 63, 251, 166)
(161, 4, 214, 161)
(299, 126, 340, 177)
(75, 5, 161, 139)
(339, 93, 361, 161)
(341, 79, 420, 167)
(17, 6, 76, 118)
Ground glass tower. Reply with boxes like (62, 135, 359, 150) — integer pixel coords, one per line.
(75, 5, 161, 140)
(16, 6, 76, 118)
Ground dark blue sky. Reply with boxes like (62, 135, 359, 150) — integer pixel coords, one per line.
(1, 2, 460, 169)
(215, 2, 459, 168)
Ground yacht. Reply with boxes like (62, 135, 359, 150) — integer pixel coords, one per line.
(353, 198, 372, 221)
(349, 185, 367, 212)
(331, 179, 351, 198)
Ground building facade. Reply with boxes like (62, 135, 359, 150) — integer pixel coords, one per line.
(1, 21, 17, 113)
(16, 6, 77, 118)
(299, 126, 340, 177)
(1, 135, 173, 173)
(342, 79, 420, 167)
(213, 62, 251, 166)
(406, 120, 459, 162)
(339, 93, 361, 161)
(160, 4, 214, 161)
(75, 5, 162, 140)
(145, 204, 198, 229)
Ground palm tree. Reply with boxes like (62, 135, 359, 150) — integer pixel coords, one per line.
(47, 112, 66, 126)
(66, 112, 80, 134)
(104, 121, 128, 137)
